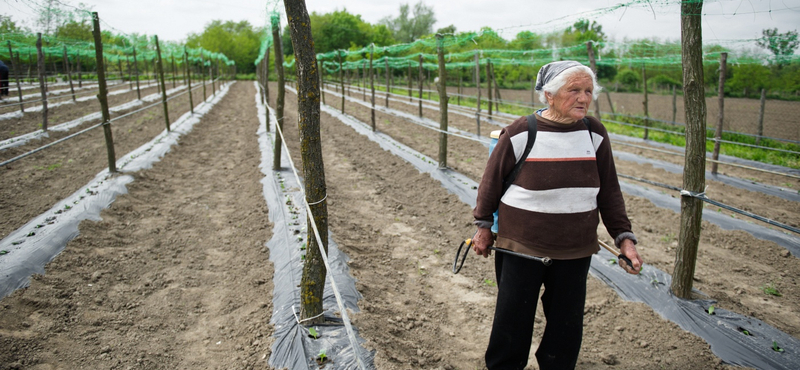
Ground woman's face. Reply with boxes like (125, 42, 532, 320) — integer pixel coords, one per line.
(546, 73, 594, 122)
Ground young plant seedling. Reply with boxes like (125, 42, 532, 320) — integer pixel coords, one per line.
(308, 327, 319, 339)
(706, 305, 715, 315)
(772, 341, 784, 353)
(762, 283, 782, 297)
(484, 279, 497, 287)
(316, 349, 329, 365)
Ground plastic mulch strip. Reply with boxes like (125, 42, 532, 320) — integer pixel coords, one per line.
(254, 83, 375, 370)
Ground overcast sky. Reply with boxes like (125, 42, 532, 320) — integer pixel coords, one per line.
(3, 0, 799, 45)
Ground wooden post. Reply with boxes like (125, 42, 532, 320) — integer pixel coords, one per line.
(117, 58, 123, 84)
(587, 41, 601, 120)
(318, 60, 325, 105)
(407, 63, 412, 101)
(605, 90, 615, 115)
(35, 33, 48, 131)
(154, 36, 171, 131)
(671, 0, 706, 299)
(265, 46, 270, 105)
(385, 56, 390, 108)
(132, 47, 141, 99)
(531, 77, 535, 108)
(756, 88, 766, 145)
(338, 51, 344, 113)
(76, 51, 81, 87)
(370, 44, 376, 130)
(8, 42, 24, 113)
(475, 53, 481, 137)
(171, 57, 176, 88)
(491, 63, 502, 113)
(642, 64, 649, 140)
(145, 57, 152, 91)
(283, 0, 329, 328)
(672, 85, 677, 123)
(436, 34, 449, 168)
(272, 16, 285, 171)
(362, 61, 367, 100)
(458, 67, 462, 106)
(184, 48, 193, 114)
(418, 54, 423, 117)
(210, 59, 216, 96)
(711, 52, 727, 175)
(201, 54, 207, 101)
(127, 56, 133, 90)
(486, 59, 492, 120)
(91, 12, 117, 173)
(62, 46, 75, 102)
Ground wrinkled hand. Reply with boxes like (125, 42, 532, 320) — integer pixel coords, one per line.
(619, 239, 643, 275)
(472, 227, 494, 258)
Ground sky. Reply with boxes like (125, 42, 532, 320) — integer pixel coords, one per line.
(2, 0, 799, 46)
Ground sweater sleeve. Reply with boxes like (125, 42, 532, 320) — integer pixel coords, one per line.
(473, 117, 528, 228)
(591, 119, 637, 247)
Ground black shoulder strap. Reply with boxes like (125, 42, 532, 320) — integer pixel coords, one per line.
(583, 117, 593, 143)
(502, 114, 537, 194)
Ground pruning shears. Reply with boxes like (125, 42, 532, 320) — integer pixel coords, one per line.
(453, 231, 552, 274)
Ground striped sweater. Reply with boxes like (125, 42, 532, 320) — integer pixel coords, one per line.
(473, 113, 635, 260)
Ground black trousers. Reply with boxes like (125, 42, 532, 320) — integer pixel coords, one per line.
(0, 66, 8, 96)
(485, 252, 592, 370)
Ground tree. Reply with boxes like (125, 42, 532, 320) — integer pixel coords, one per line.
(282, 0, 328, 325)
(380, 1, 436, 43)
(756, 28, 799, 66)
(56, 20, 92, 42)
(0, 15, 24, 34)
(186, 20, 261, 73)
(436, 24, 456, 35)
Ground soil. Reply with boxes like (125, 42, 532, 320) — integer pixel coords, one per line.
(0, 81, 797, 370)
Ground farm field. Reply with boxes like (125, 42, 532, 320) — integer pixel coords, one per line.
(0, 80, 798, 369)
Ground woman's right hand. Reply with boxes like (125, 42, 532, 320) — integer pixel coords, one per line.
(473, 227, 494, 258)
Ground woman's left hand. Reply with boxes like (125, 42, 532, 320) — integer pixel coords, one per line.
(619, 239, 643, 275)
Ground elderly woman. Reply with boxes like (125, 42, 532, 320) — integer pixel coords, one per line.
(472, 60, 643, 370)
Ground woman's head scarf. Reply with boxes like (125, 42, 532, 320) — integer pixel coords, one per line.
(534, 61, 583, 92)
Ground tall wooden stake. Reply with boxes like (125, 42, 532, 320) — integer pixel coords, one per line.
(62, 46, 75, 102)
(418, 54, 423, 117)
(711, 52, 727, 175)
(91, 12, 116, 173)
(756, 89, 766, 145)
(587, 41, 601, 120)
(672, 85, 677, 123)
(370, 45, 375, 130)
(35, 33, 48, 131)
(407, 63, 412, 101)
(185, 48, 193, 114)
(475, 53, 481, 137)
(8, 42, 24, 113)
(338, 51, 344, 113)
(642, 64, 649, 140)
(671, 0, 706, 299)
(385, 56, 390, 107)
(436, 34, 449, 168)
(154, 35, 171, 131)
(272, 16, 285, 171)
(132, 47, 141, 99)
(486, 59, 492, 120)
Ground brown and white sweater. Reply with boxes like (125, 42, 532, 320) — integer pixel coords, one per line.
(473, 113, 636, 260)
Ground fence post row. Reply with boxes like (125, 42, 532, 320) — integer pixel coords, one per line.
(91, 12, 117, 174)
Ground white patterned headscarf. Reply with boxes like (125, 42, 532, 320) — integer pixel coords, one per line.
(534, 61, 584, 92)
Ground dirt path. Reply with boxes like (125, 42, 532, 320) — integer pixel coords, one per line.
(0, 82, 276, 370)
